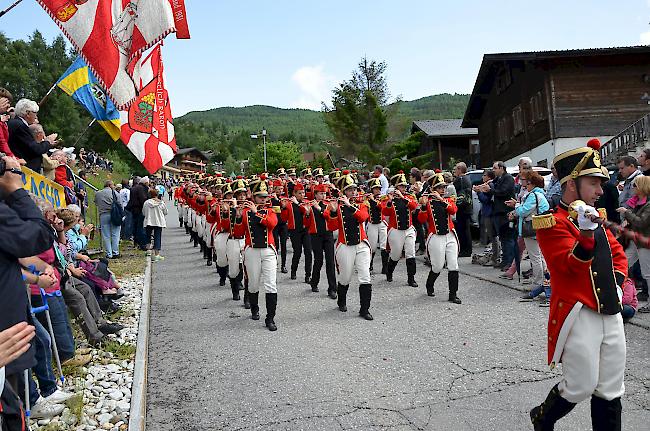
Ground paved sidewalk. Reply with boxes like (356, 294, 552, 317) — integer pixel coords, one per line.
(146, 206, 649, 430)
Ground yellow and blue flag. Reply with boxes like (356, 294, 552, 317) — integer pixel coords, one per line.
(57, 57, 121, 141)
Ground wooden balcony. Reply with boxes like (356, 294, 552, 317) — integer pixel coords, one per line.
(601, 113, 650, 165)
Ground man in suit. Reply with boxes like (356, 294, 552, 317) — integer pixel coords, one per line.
(452, 162, 473, 257)
(7, 99, 58, 172)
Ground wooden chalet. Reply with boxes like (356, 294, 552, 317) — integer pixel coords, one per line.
(411, 119, 479, 169)
(462, 46, 650, 167)
(167, 147, 210, 172)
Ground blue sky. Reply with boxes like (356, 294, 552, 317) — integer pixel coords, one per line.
(2, 1, 650, 116)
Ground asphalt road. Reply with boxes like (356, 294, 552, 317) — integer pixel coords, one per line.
(146, 203, 649, 430)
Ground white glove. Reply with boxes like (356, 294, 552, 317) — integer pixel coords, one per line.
(576, 204, 599, 231)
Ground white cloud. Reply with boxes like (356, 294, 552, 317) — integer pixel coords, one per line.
(289, 65, 335, 110)
(641, 31, 650, 45)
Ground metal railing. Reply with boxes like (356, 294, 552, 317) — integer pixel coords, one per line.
(601, 113, 650, 165)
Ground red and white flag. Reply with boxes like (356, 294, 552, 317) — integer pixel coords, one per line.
(120, 44, 177, 174)
(37, 0, 177, 109)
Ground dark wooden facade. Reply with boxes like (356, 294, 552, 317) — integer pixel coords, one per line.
(168, 147, 209, 172)
(462, 47, 650, 165)
(411, 120, 479, 169)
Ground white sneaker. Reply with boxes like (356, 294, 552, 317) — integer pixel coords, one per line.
(44, 388, 75, 404)
(30, 397, 65, 419)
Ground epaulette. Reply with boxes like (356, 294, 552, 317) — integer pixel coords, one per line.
(597, 208, 607, 220)
(532, 212, 556, 230)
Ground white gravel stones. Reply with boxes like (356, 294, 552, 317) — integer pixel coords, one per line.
(31, 273, 145, 431)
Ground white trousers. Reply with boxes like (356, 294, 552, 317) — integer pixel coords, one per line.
(213, 232, 229, 267)
(244, 247, 278, 293)
(196, 214, 206, 238)
(523, 237, 547, 286)
(189, 209, 197, 232)
(203, 221, 212, 245)
(559, 306, 626, 403)
(426, 232, 459, 273)
(387, 226, 416, 261)
(226, 238, 244, 278)
(335, 242, 371, 286)
(366, 222, 387, 252)
(179, 204, 187, 221)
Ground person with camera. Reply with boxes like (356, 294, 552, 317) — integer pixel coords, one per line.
(7, 99, 58, 173)
(0, 154, 56, 406)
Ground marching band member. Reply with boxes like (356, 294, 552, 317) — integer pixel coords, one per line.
(239, 177, 280, 331)
(530, 139, 627, 431)
(382, 171, 419, 287)
(304, 183, 337, 299)
(286, 167, 297, 196)
(204, 176, 224, 267)
(302, 167, 314, 200)
(365, 176, 388, 274)
(212, 180, 231, 286)
(417, 173, 462, 303)
(325, 172, 373, 320)
(271, 178, 289, 273)
(222, 177, 248, 303)
(281, 183, 312, 283)
(174, 180, 185, 228)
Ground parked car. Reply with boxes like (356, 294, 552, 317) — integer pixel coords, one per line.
(467, 166, 552, 227)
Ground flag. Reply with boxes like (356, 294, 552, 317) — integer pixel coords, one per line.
(56, 57, 121, 141)
(120, 44, 177, 174)
(168, 0, 190, 39)
(37, 0, 177, 109)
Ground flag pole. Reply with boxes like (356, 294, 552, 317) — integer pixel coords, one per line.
(38, 82, 59, 106)
(0, 0, 23, 18)
(71, 119, 96, 148)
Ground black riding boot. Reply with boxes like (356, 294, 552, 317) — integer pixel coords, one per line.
(529, 384, 576, 431)
(265, 293, 278, 331)
(185, 225, 190, 235)
(448, 271, 461, 304)
(243, 287, 250, 309)
(217, 266, 228, 286)
(385, 258, 398, 282)
(199, 239, 205, 254)
(426, 271, 439, 297)
(380, 250, 389, 274)
(239, 264, 245, 290)
(249, 292, 260, 320)
(406, 258, 418, 287)
(359, 284, 373, 320)
(591, 396, 622, 431)
(193, 233, 198, 248)
(336, 283, 348, 312)
(369, 252, 375, 272)
(230, 277, 240, 300)
(205, 246, 213, 266)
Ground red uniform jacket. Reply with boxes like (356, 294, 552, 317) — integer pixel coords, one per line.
(206, 199, 219, 225)
(280, 201, 307, 231)
(381, 194, 418, 230)
(303, 201, 331, 235)
(417, 197, 457, 235)
(536, 202, 627, 366)
(324, 203, 369, 245)
(239, 207, 278, 248)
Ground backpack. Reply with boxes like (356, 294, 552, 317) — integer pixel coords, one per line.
(110, 190, 124, 226)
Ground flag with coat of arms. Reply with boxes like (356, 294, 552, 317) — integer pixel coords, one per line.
(56, 56, 121, 141)
(120, 43, 177, 174)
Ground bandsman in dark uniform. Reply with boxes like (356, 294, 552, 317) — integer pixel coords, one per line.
(281, 183, 312, 283)
(530, 138, 628, 431)
(304, 183, 337, 299)
(417, 173, 461, 303)
(221, 177, 248, 303)
(271, 178, 289, 273)
(365, 176, 388, 274)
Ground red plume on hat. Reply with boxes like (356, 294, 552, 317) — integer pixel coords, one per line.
(259, 173, 267, 181)
(236, 175, 243, 179)
(342, 170, 350, 175)
(586, 138, 601, 150)
(434, 169, 442, 173)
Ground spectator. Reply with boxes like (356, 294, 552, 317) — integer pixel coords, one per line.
(476, 169, 499, 266)
(621, 278, 638, 321)
(143, 187, 168, 261)
(616, 175, 650, 313)
(155, 181, 166, 199)
(595, 177, 621, 224)
(119, 179, 132, 241)
(0, 154, 55, 410)
(374, 165, 389, 195)
(7, 99, 58, 172)
(545, 164, 561, 210)
(616, 156, 642, 208)
(639, 148, 650, 176)
(442, 171, 456, 197)
(0, 87, 15, 157)
(95, 180, 122, 259)
(513, 171, 551, 305)
(50, 149, 74, 189)
(420, 169, 434, 196)
(75, 170, 89, 220)
(485, 161, 516, 270)
(127, 176, 150, 250)
(453, 162, 473, 257)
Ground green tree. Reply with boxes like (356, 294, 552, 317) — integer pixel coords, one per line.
(247, 141, 304, 173)
(322, 58, 391, 165)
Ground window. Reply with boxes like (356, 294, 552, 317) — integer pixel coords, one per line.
(497, 116, 510, 146)
(512, 105, 524, 135)
(495, 66, 513, 95)
(528, 91, 547, 125)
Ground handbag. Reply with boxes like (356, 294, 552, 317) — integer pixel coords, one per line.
(520, 192, 539, 238)
(110, 190, 124, 226)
